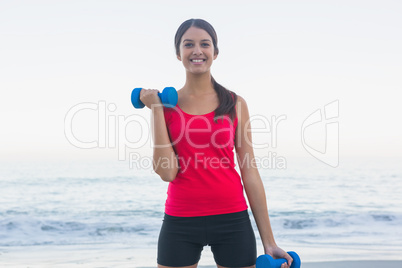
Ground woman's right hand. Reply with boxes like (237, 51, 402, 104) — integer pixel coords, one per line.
(264, 245, 293, 268)
(139, 88, 162, 109)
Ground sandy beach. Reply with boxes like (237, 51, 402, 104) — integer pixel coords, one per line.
(140, 262, 402, 268)
(1, 245, 402, 268)
(300, 261, 402, 268)
(194, 262, 402, 268)
(189, 263, 402, 268)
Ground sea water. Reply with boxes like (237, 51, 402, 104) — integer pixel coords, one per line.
(0, 156, 401, 266)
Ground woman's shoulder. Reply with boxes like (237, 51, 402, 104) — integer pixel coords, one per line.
(234, 94, 251, 123)
(235, 94, 249, 111)
(235, 94, 246, 104)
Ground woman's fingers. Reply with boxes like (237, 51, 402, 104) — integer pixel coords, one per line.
(139, 89, 161, 108)
(281, 251, 292, 267)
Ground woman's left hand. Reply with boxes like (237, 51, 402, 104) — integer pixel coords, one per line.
(264, 245, 293, 268)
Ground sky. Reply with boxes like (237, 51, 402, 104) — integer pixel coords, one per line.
(1, 0, 401, 164)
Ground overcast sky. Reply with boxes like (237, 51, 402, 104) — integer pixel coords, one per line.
(1, 0, 401, 164)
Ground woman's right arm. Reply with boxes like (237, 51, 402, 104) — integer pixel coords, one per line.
(140, 89, 178, 182)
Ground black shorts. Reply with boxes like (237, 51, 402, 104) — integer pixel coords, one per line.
(157, 210, 257, 267)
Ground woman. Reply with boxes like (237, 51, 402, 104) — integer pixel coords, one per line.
(139, 18, 293, 268)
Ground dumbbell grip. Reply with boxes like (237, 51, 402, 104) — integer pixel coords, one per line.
(138, 90, 163, 102)
(256, 251, 300, 268)
(137, 89, 162, 100)
(270, 257, 288, 267)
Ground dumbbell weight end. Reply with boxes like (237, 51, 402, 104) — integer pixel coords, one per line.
(131, 88, 145, 109)
(256, 251, 301, 268)
(158, 87, 178, 108)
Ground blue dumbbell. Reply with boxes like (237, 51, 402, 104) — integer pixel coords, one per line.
(256, 251, 301, 268)
(131, 87, 178, 108)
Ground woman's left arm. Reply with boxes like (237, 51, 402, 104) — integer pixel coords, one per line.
(235, 96, 292, 267)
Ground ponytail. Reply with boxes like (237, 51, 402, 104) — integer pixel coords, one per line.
(211, 76, 237, 123)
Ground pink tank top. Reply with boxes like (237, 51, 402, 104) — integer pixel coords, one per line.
(162, 105, 248, 217)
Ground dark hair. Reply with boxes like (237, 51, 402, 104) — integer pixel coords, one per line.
(174, 18, 238, 122)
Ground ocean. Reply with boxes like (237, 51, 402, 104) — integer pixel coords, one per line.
(0, 156, 401, 266)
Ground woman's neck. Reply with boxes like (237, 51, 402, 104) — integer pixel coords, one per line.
(182, 71, 215, 96)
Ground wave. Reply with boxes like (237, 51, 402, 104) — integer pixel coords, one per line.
(267, 210, 401, 230)
(0, 213, 162, 247)
(1, 209, 400, 247)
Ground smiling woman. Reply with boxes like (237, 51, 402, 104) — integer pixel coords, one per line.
(134, 18, 293, 268)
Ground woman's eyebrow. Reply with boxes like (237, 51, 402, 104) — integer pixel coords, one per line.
(183, 39, 212, 43)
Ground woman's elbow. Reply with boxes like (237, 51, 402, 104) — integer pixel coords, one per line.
(154, 167, 178, 182)
(161, 175, 176, 182)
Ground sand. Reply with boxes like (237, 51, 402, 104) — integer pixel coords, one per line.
(1, 245, 401, 267)
(198, 262, 402, 268)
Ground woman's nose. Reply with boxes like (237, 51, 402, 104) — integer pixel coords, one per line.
(192, 45, 203, 55)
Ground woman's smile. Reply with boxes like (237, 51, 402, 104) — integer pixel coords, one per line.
(190, 58, 206, 64)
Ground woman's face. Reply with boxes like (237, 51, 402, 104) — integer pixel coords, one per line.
(177, 26, 217, 75)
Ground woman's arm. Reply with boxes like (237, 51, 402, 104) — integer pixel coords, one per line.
(235, 96, 292, 267)
(140, 89, 178, 182)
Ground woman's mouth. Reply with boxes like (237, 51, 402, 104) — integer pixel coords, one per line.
(190, 59, 206, 64)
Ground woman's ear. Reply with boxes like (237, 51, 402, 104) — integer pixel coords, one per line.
(177, 54, 182, 61)
(213, 48, 219, 60)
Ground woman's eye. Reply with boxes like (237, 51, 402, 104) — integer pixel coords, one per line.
(184, 43, 209, 47)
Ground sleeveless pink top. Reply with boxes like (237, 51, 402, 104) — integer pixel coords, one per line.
(162, 105, 248, 217)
